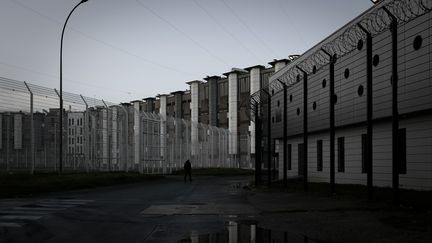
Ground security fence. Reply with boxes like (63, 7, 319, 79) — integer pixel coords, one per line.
(0, 77, 231, 174)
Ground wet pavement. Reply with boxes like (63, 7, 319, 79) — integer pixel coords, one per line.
(0, 176, 430, 242)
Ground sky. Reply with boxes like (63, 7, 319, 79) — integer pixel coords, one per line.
(0, 0, 373, 103)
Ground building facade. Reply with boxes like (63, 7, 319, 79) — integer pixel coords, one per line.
(268, 0, 432, 190)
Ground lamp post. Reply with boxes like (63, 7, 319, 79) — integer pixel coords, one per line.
(59, 0, 88, 174)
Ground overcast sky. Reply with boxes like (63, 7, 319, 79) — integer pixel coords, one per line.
(0, 0, 372, 103)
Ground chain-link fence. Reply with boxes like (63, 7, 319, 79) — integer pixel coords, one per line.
(0, 77, 231, 174)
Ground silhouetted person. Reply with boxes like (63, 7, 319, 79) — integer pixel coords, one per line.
(184, 159, 192, 182)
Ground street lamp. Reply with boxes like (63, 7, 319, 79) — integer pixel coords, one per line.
(59, 0, 88, 174)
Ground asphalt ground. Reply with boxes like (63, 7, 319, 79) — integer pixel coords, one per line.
(0, 176, 430, 243)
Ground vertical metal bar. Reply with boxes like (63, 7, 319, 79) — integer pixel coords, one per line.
(120, 106, 129, 172)
(321, 49, 336, 194)
(383, 7, 399, 205)
(54, 88, 62, 173)
(297, 66, 308, 192)
(267, 93, 272, 188)
(283, 84, 287, 187)
(254, 103, 261, 186)
(80, 95, 89, 173)
(6, 115, 10, 171)
(24, 82, 34, 175)
(329, 58, 335, 195)
(358, 24, 374, 200)
(277, 79, 288, 188)
(102, 100, 111, 172)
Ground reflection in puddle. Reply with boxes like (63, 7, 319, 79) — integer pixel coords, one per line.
(178, 220, 330, 243)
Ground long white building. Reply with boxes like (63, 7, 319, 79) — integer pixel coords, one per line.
(269, 0, 432, 190)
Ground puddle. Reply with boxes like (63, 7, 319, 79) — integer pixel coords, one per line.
(178, 220, 332, 243)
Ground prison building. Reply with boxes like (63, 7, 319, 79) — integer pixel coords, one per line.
(180, 62, 283, 168)
(269, 2, 432, 190)
(66, 112, 84, 168)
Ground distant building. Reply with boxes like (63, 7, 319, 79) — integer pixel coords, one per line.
(67, 112, 84, 168)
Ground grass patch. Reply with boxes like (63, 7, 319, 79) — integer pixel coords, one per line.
(257, 178, 432, 211)
(0, 172, 161, 198)
(172, 168, 254, 177)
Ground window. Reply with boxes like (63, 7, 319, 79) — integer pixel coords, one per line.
(398, 128, 407, 174)
(80, 118, 83, 126)
(68, 119, 71, 126)
(317, 140, 323, 171)
(373, 54, 380, 67)
(413, 35, 423, 50)
(288, 144, 292, 170)
(72, 119, 74, 125)
(344, 68, 350, 79)
(333, 94, 338, 104)
(357, 39, 364, 51)
(338, 137, 345, 172)
(361, 134, 367, 173)
(358, 85, 364, 97)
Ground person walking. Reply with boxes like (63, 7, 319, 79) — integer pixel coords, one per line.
(184, 159, 192, 182)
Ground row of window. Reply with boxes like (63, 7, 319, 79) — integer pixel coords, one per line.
(68, 146, 83, 154)
(285, 129, 407, 174)
(272, 35, 426, 117)
(68, 127, 83, 136)
(68, 118, 83, 126)
(68, 136, 83, 145)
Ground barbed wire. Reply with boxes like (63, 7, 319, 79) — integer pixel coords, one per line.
(250, 0, 431, 121)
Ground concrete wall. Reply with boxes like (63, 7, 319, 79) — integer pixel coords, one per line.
(277, 113, 432, 190)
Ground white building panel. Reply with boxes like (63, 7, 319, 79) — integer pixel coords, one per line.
(102, 109, 108, 165)
(13, 113, 22, 150)
(249, 67, 261, 154)
(228, 72, 238, 155)
(133, 102, 140, 165)
(159, 95, 167, 162)
(189, 82, 200, 155)
(111, 107, 118, 165)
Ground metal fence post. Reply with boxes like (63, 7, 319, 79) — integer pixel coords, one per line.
(120, 105, 129, 172)
(80, 95, 89, 173)
(54, 88, 63, 173)
(383, 7, 400, 205)
(321, 49, 336, 194)
(102, 100, 111, 172)
(24, 82, 35, 175)
(297, 66, 308, 192)
(358, 24, 374, 200)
